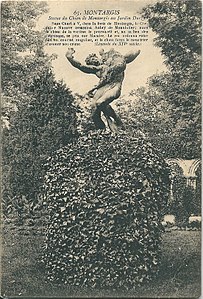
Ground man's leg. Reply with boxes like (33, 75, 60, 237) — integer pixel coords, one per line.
(91, 84, 121, 130)
(103, 104, 123, 127)
(92, 105, 106, 129)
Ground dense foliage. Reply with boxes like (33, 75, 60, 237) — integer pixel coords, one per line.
(118, 0, 201, 159)
(1, 1, 50, 118)
(169, 176, 201, 224)
(143, 0, 201, 71)
(116, 82, 175, 158)
(3, 71, 78, 206)
(42, 130, 170, 289)
(2, 1, 78, 217)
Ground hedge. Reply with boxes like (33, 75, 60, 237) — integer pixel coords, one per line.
(42, 130, 170, 290)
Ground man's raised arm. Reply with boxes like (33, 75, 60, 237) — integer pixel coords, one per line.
(65, 48, 99, 74)
(124, 49, 141, 64)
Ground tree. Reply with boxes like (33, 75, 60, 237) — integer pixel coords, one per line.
(2, 2, 78, 216)
(141, 0, 201, 159)
(1, 1, 53, 119)
(3, 71, 78, 203)
(116, 76, 177, 158)
(143, 0, 201, 72)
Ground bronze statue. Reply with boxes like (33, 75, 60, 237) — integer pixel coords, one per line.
(65, 48, 140, 132)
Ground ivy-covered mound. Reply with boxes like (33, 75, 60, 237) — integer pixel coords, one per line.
(42, 130, 170, 289)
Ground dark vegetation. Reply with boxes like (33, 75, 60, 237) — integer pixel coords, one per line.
(42, 130, 170, 288)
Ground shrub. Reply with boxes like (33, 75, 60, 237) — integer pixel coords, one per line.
(2, 71, 78, 217)
(170, 181, 197, 226)
(42, 130, 170, 289)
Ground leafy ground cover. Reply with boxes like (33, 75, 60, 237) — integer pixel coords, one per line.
(1, 222, 201, 298)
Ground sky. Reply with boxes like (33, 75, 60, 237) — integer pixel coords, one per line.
(37, 0, 167, 95)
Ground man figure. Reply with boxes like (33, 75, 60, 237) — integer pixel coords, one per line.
(65, 48, 140, 131)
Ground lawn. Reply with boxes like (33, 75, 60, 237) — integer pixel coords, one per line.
(1, 222, 201, 298)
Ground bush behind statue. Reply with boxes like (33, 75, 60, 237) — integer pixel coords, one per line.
(42, 130, 170, 289)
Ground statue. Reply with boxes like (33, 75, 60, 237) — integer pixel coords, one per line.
(65, 48, 140, 132)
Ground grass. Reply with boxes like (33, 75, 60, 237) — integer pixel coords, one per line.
(1, 221, 201, 298)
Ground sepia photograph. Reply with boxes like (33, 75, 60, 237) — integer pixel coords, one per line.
(1, 0, 201, 298)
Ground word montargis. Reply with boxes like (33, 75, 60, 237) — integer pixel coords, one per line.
(84, 10, 120, 15)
